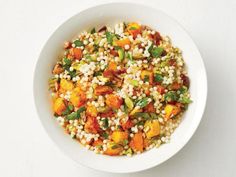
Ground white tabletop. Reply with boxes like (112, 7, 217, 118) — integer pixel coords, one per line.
(0, 0, 235, 176)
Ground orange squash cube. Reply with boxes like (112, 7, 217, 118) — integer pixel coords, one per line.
(53, 98, 66, 115)
(129, 132, 144, 152)
(105, 94, 123, 109)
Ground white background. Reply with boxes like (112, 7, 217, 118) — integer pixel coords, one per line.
(0, 0, 235, 177)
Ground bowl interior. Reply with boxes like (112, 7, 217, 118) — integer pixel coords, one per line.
(34, 2, 207, 173)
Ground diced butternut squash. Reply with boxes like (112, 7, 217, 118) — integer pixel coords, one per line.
(114, 38, 131, 48)
(107, 61, 117, 71)
(164, 104, 181, 120)
(121, 119, 134, 130)
(144, 120, 160, 139)
(104, 142, 123, 156)
(105, 94, 123, 109)
(141, 70, 154, 84)
(94, 86, 113, 95)
(100, 109, 115, 118)
(143, 138, 151, 148)
(86, 104, 98, 117)
(111, 131, 128, 144)
(60, 79, 74, 91)
(127, 23, 141, 38)
(171, 82, 181, 90)
(53, 98, 66, 115)
(157, 85, 165, 94)
(69, 48, 82, 60)
(129, 132, 144, 152)
(70, 87, 86, 107)
(92, 139, 103, 147)
(144, 102, 155, 113)
(52, 64, 63, 74)
(84, 116, 100, 134)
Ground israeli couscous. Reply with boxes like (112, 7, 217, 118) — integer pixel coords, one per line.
(49, 22, 191, 156)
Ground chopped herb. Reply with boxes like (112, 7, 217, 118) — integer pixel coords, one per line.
(66, 112, 77, 120)
(74, 40, 84, 47)
(66, 106, 86, 120)
(148, 43, 154, 53)
(68, 70, 77, 78)
(54, 113, 59, 117)
(129, 26, 137, 30)
(85, 55, 93, 61)
(76, 106, 86, 118)
(101, 132, 109, 139)
(96, 145, 103, 149)
(164, 91, 178, 102)
(127, 52, 133, 61)
(114, 46, 122, 50)
(118, 48, 125, 61)
(94, 71, 102, 76)
(130, 80, 139, 87)
(105, 32, 114, 45)
(133, 112, 150, 119)
(123, 139, 129, 145)
(151, 47, 164, 58)
(102, 118, 109, 129)
(178, 86, 188, 94)
(68, 105, 74, 111)
(179, 96, 192, 104)
(90, 27, 96, 34)
(136, 97, 150, 108)
(154, 73, 163, 82)
(144, 75, 149, 82)
(63, 58, 71, 66)
(111, 144, 120, 149)
(93, 44, 99, 52)
(136, 121, 145, 126)
(149, 113, 158, 119)
(123, 103, 128, 114)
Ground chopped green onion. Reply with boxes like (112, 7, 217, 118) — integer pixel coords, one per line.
(105, 32, 114, 45)
(66, 106, 86, 120)
(151, 47, 164, 58)
(164, 91, 178, 102)
(102, 118, 109, 129)
(125, 96, 134, 111)
(118, 48, 125, 61)
(136, 97, 150, 108)
(101, 132, 109, 139)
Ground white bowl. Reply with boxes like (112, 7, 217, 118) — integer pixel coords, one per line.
(33, 2, 207, 173)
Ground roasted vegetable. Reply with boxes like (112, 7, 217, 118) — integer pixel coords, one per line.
(129, 132, 144, 152)
(144, 120, 160, 139)
(53, 98, 66, 115)
(104, 142, 123, 156)
(164, 104, 181, 120)
(105, 94, 123, 109)
(111, 131, 128, 144)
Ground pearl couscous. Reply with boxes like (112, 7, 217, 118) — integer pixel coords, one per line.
(49, 22, 191, 156)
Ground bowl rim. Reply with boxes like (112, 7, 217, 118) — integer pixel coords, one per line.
(33, 2, 208, 173)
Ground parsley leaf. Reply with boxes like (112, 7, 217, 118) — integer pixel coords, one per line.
(154, 73, 163, 82)
(74, 40, 84, 47)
